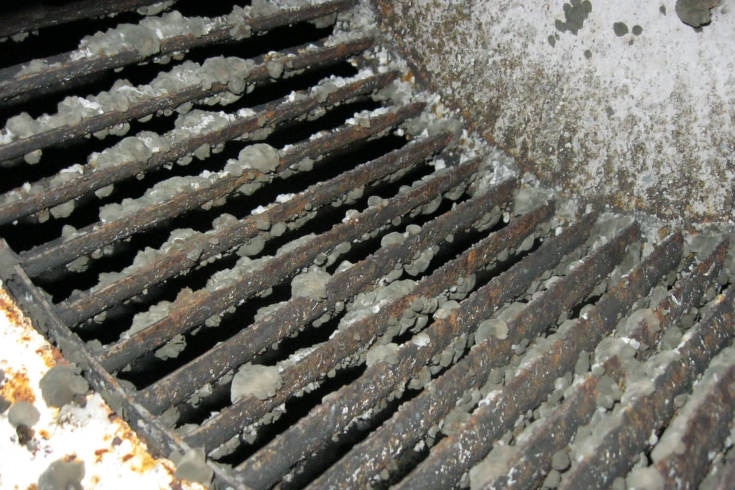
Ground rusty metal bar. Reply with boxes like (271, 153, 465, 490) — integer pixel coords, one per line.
(19, 72, 398, 276)
(98, 154, 482, 373)
(57, 103, 427, 326)
(0, 35, 374, 164)
(475, 241, 728, 490)
(7, 70, 396, 234)
(0, 0, 175, 40)
(309, 218, 640, 489)
(559, 283, 735, 490)
(396, 233, 684, 490)
(231, 210, 598, 490)
(651, 345, 735, 490)
(0, 0, 357, 105)
(171, 182, 526, 442)
(133, 131, 472, 413)
(711, 449, 735, 490)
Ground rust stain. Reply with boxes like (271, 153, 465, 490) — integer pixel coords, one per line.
(38, 429, 50, 440)
(0, 291, 29, 329)
(94, 448, 109, 463)
(109, 416, 169, 474)
(0, 288, 60, 368)
(0, 368, 35, 403)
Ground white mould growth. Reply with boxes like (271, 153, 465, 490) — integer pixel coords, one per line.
(475, 318, 509, 344)
(512, 186, 552, 217)
(173, 109, 235, 137)
(125, 300, 172, 339)
(39, 366, 89, 409)
(365, 342, 400, 367)
(291, 267, 330, 300)
(650, 344, 735, 464)
(137, 1, 176, 16)
(231, 363, 283, 402)
(4, 55, 256, 146)
(235, 143, 280, 173)
(404, 247, 437, 277)
(337, 280, 416, 331)
(77, 10, 214, 59)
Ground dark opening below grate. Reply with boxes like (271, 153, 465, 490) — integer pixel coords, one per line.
(1, 1, 735, 489)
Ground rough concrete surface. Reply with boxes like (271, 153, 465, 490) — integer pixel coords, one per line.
(374, 0, 734, 225)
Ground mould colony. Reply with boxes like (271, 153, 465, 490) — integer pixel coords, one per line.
(378, 0, 735, 225)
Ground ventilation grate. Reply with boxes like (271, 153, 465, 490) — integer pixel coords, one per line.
(1, 2, 734, 489)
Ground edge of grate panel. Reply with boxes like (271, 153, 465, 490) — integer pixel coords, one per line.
(0, 239, 252, 490)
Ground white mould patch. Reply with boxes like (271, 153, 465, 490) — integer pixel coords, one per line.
(231, 363, 283, 402)
(236, 143, 280, 173)
(291, 267, 330, 300)
(365, 343, 400, 367)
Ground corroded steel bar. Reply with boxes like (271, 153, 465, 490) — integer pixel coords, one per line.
(0, 0, 175, 40)
(711, 451, 735, 490)
(7, 70, 396, 233)
(0, 35, 374, 164)
(232, 210, 594, 490)
(396, 233, 683, 490)
(0, 0, 357, 105)
(651, 347, 735, 490)
(477, 241, 728, 490)
(19, 72, 398, 275)
(177, 184, 525, 447)
(559, 284, 735, 490)
(148, 180, 522, 418)
(57, 103, 427, 326)
(99, 155, 483, 373)
(309, 218, 639, 489)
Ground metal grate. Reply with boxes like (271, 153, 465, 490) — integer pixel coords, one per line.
(1, 2, 735, 489)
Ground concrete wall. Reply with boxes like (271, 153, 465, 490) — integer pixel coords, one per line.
(374, 0, 735, 226)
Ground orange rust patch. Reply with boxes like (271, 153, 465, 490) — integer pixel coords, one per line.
(38, 429, 50, 440)
(0, 291, 30, 329)
(91, 475, 100, 485)
(0, 288, 61, 369)
(95, 448, 109, 463)
(25, 484, 38, 490)
(0, 368, 35, 403)
(110, 416, 166, 474)
(34, 345, 62, 368)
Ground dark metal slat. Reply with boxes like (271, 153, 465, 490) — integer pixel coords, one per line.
(0, 0, 176, 40)
(231, 208, 599, 490)
(0, 240, 248, 490)
(99, 149, 478, 373)
(310, 218, 640, 489)
(19, 71, 398, 274)
(559, 283, 735, 489)
(0, 0, 357, 105)
(0, 35, 373, 164)
(57, 102, 426, 325)
(651, 346, 735, 489)
(176, 196, 543, 445)
(396, 233, 684, 490)
(475, 240, 728, 489)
